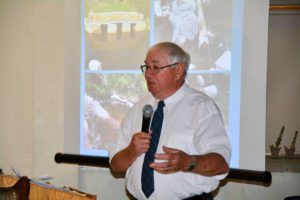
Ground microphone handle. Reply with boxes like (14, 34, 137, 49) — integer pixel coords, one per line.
(141, 116, 151, 133)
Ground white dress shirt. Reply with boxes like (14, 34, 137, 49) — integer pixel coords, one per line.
(109, 83, 231, 200)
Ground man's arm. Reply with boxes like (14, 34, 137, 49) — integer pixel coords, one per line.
(110, 147, 137, 173)
(187, 152, 229, 176)
(110, 132, 151, 173)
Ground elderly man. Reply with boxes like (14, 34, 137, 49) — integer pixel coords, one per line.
(110, 42, 231, 200)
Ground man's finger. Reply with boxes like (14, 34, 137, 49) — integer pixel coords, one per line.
(162, 146, 179, 153)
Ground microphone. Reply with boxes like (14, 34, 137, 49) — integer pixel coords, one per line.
(141, 104, 154, 133)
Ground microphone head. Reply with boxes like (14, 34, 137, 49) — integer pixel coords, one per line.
(143, 104, 153, 118)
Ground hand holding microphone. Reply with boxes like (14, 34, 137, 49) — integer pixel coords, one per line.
(127, 105, 154, 158)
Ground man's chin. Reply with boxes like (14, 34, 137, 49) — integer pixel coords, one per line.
(149, 90, 161, 99)
(147, 87, 155, 93)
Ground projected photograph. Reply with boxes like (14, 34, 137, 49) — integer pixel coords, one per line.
(154, 0, 232, 70)
(84, 0, 232, 71)
(84, 0, 151, 69)
(81, 0, 234, 157)
(83, 73, 147, 151)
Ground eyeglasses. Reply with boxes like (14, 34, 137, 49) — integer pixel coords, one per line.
(140, 63, 179, 74)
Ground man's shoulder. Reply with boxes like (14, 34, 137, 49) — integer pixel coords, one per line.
(184, 86, 213, 102)
(182, 86, 221, 115)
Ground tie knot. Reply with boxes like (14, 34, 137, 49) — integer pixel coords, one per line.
(158, 101, 165, 109)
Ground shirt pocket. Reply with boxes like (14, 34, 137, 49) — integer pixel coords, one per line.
(162, 126, 197, 153)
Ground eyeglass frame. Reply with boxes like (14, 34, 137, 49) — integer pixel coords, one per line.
(140, 62, 180, 74)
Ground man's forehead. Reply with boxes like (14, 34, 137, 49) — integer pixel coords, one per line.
(146, 49, 169, 61)
(144, 59, 160, 66)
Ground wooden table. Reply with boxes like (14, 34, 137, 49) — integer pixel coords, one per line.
(0, 175, 97, 200)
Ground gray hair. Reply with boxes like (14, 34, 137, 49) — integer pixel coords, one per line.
(148, 42, 190, 75)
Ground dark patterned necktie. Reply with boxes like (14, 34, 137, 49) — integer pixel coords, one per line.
(141, 101, 165, 198)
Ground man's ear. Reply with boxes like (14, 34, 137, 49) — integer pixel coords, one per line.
(175, 63, 185, 80)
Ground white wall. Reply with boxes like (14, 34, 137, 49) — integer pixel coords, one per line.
(0, 0, 299, 200)
(0, 0, 34, 176)
(0, 0, 78, 186)
(238, 0, 268, 170)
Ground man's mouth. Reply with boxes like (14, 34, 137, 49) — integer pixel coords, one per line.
(147, 80, 155, 85)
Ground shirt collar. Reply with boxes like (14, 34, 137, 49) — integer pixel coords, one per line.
(156, 82, 188, 109)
